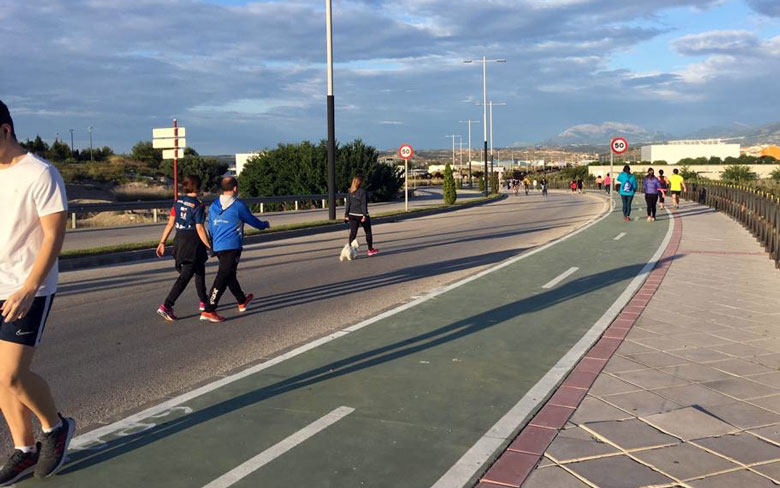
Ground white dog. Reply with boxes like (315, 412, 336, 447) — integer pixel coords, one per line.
(339, 239, 360, 262)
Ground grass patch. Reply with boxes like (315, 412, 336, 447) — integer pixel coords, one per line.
(62, 194, 502, 259)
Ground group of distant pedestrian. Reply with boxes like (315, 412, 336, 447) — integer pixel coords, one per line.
(615, 165, 686, 222)
(510, 176, 548, 197)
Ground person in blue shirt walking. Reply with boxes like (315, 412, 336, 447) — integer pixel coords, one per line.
(201, 177, 270, 323)
(616, 165, 637, 222)
(643, 167, 661, 222)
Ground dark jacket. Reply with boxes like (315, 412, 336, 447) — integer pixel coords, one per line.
(345, 188, 369, 217)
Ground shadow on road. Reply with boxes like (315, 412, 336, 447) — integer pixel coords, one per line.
(59, 253, 684, 476)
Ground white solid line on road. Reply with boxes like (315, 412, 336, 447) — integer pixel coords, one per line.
(541, 267, 579, 289)
(614, 232, 627, 241)
(70, 194, 610, 451)
(202, 406, 355, 488)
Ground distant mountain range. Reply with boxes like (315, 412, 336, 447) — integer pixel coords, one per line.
(543, 121, 780, 147)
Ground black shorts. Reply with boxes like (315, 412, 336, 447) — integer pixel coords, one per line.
(0, 295, 54, 347)
(671, 190, 681, 196)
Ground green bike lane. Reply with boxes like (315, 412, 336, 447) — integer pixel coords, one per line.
(28, 199, 672, 488)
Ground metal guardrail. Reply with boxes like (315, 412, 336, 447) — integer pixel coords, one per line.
(684, 183, 780, 268)
(67, 193, 349, 229)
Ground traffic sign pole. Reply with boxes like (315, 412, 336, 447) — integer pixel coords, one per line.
(399, 144, 414, 212)
(609, 138, 629, 213)
(173, 119, 179, 201)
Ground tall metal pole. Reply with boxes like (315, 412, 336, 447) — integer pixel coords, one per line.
(325, 0, 337, 221)
(460, 120, 478, 188)
(489, 100, 494, 178)
(88, 126, 93, 162)
(69, 129, 74, 154)
(458, 136, 463, 170)
(173, 118, 179, 201)
(610, 145, 614, 211)
(482, 56, 488, 196)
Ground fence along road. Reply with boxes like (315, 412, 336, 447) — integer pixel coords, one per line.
(15, 191, 677, 487)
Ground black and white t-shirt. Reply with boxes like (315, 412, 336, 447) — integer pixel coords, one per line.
(0, 153, 68, 299)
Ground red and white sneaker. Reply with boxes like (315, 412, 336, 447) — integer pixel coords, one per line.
(200, 312, 226, 323)
(238, 293, 254, 313)
(156, 305, 177, 321)
(199, 301, 206, 312)
(367, 248, 380, 257)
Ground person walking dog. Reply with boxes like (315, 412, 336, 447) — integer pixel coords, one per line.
(345, 175, 379, 257)
(156, 175, 212, 321)
(200, 177, 270, 323)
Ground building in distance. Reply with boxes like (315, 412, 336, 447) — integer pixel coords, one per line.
(640, 139, 740, 164)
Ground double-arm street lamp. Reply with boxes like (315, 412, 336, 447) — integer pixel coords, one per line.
(463, 56, 506, 196)
(476, 100, 507, 177)
(460, 119, 480, 187)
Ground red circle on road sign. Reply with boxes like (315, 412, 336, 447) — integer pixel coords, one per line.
(399, 144, 414, 160)
(611, 138, 628, 154)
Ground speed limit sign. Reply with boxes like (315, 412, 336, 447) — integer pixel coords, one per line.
(611, 137, 628, 154)
(398, 144, 414, 160)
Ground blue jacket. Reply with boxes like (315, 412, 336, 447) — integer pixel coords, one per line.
(616, 172, 637, 196)
(208, 197, 269, 252)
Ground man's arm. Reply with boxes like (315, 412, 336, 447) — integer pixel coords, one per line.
(239, 202, 269, 230)
(1, 211, 66, 321)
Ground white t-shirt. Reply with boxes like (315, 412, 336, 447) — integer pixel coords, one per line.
(0, 153, 68, 300)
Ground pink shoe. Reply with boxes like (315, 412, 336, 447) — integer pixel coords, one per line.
(199, 301, 206, 312)
(367, 248, 380, 257)
(157, 304, 177, 321)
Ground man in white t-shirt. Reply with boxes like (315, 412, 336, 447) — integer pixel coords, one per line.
(0, 101, 75, 485)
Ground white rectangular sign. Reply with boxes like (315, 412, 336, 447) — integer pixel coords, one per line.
(162, 149, 184, 160)
(153, 138, 186, 149)
(153, 127, 186, 138)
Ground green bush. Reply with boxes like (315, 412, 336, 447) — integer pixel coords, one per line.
(478, 175, 485, 192)
(678, 165, 699, 180)
(771, 168, 780, 182)
(721, 164, 758, 183)
(490, 172, 499, 195)
(443, 163, 457, 205)
(161, 155, 228, 193)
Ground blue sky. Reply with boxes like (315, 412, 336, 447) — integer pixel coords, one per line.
(1, 0, 779, 153)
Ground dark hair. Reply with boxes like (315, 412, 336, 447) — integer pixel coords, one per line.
(221, 176, 238, 192)
(647, 167, 654, 173)
(659, 169, 664, 176)
(0, 100, 15, 140)
(623, 165, 631, 172)
(673, 168, 679, 174)
(181, 174, 202, 193)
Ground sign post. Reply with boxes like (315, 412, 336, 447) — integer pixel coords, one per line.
(399, 144, 414, 212)
(153, 121, 187, 200)
(610, 137, 628, 211)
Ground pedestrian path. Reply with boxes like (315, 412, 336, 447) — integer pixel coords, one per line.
(481, 201, 780, 488)
(17, 195, 680, 488)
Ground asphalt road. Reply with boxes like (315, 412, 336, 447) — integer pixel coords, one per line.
(63, 187, 483, 252)
(10, 191, 602, 452)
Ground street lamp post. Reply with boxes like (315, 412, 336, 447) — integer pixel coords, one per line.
(325, 0, 337, 220)
(463, 56, 506, 196)
(460, 119, 479, 188)
(88, 126, 94, 162)
(445, 135, 460, 169)
(68, 129, 74, 154)
(476, 100, 507, 178)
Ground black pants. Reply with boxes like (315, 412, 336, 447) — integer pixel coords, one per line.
(165, 232, 208, 309)
(645, 193, 659, 218)
(348, 215, 373, 250)
(205, 249, 246, 313)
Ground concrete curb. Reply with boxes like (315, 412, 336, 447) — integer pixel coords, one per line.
(475, 209, 684, 488)
(60, 194, 505, 271)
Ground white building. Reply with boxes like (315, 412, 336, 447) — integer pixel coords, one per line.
(232, 152, 262, 175)
(640, 139, 740, 164)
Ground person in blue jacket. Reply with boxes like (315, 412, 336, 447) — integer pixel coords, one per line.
(616, 165, 637, 222)
(201, 177, 270, 323)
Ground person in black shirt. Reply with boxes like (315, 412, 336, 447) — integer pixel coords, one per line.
(345, 175, 379, 257)
(155, 175, 212, 321)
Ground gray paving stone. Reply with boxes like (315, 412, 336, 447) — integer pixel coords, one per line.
(671, 332, 734, 347)
(521, 465, 589, 488)
(689, 470, 778, 488)
(747, 425, 780, 445)
(590, 374, 642, 396)
(660, 363, 735, 383)
(570, 397, 634, 424)
(695, 433, 780, 464)
(618, 341, 658, 355)
(752, 353, 780, 369)
(709, 358, 775, 376)
(671, 347, 733, 363)
(745, 338, 780, 354)
(566, 455, 674, 488)
(702, 378, 780, 400)
(630, 335, 694, 351)
(710, 342, 774, 358)
(750, 395, 780, 415)
(710, 328, 766, 342)
(746, 372, 780, 389)
(652, 384, 736, 408)
(584, 418, 678, 450)
(622, 351, 691, 368)
(752, 461, 780, 482)
(602, 390, 681, 416)
(644, 407, 737, 441)
(632, 443, 739, 481)
(705, 402, 780, 429)
(614, 369, 691, 390)
(603, 355, 648, 373)
(545, 426, 620, 462)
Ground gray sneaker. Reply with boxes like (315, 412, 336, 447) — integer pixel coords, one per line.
(34, 414, 75, 479)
